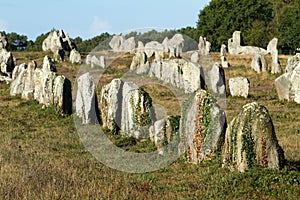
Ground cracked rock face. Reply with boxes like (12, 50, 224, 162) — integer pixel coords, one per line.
(229, 77, 249, 98)
(222, 102, 285, 172)
(178, 89, 226, 163)
(76, 72, 99, 124)
(275, 54, 300, 103)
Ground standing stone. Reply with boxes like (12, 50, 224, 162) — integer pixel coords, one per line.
(53, 75, 72, 114)
(33, 68, 44, 103)
(289, 67, 300, 103)
(0, 49, 15, 77)
(42, 56, 56, 72)
(285, 54, 300, 73)
(220, 44, 230, 68)
(100, 79, 124, 130)
(162, 37, 169, 53)
(123, 37, 136, 53)
(267, 38, 282, 74)
(222, 102, 285, 172)
(76, 72, 99, 124)
(178, 90, 226, 163)
(191, 51, 199, 63)
(144, 41, 164, 58)
(70, 49, 82, 64)
(10, 66, 27, 96)
(274, 74, 290, 101)
(228, 31, 241, 55)
(198, 36, 206, 55)
(130, 52, 149, 73)
(205, 41, 211, 55)
(41, 72, 57, 106)
(137, 41, 144, 53)
(109, 34, 125, 51)
(207, 63, 226, 96)
(21, 61, 37, 100)
(121, 82, 154, 139)
(0, 33, 8, 49)
(229, 77, 249, 98)
(251, 54, 267, 73)
(12, 63, 27, 81)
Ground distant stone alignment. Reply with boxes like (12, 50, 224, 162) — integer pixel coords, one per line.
(42, 29, 81, 64)
(10, 56, 72, 114)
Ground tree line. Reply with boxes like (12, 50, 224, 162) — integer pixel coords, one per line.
(1, 0, 299, 54)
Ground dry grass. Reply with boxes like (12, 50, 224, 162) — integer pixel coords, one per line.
(0, 51, 299, 199)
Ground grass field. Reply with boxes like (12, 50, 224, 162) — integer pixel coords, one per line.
(0, 51, 299, 199)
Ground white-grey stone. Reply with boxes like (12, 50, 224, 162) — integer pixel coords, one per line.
(70, 49, 82, 64)
(285, 54, 300, 73)
(207, 63, 226, 96)
(191, 51, 199, 63)
(21, 61, 36, 100)
(53, 75, 72, 114)
(121, 82, 154, 138)
(76, 72, 99, 124)
(144, 41, 164, 58)
(109, 34, 136, 52)
(0, 49, 15, 77)
(10, 67, 27, 96)
(267, 38, 282, 74)
(148, 59, 202, 93)
(275, 73, 290, 101)
(42, 30, 75, 61)
(12, 63, 27, 81)
(178, 89, 226, 162)
(228, 31, 268, 55)
(0, 33, 8, 49)
(42, 55, 56, 73)
(100, 79, 123, 130)
(229, 77, 249, 98)
(149, 118, 171, 155)
(251, 54, 267, 73)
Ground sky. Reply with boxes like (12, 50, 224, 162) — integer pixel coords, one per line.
(0, 0, 210, 40)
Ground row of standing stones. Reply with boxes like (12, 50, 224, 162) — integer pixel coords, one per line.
(1, 30, 297, 172)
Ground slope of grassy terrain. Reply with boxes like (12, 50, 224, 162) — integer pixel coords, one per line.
(0, 52, 299, 199)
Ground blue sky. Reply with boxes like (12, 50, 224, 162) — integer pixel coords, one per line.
(0, 0, 210, 40)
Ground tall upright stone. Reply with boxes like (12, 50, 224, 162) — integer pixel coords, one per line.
(76, 73, 99, 124)
(222, 102, 285, 172)
(267, 38, 282, 74)
(179, 90, 226, 163)
(207, 63, 226, 96)
(21, 61, 37, 100)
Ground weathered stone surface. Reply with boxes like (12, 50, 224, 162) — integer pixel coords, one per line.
(100, 79, 123, 130)
(275, 54, 300, 103)
(190, 51, 199, 63)
(167, 34, 184, 58)
(42, 30, 76, 61)
(76, 72, 99, 124)
(109, 34, 136, 52)
(12, 63, 27, 81)
(109, 34, 125, 51)
(285, 54, 300, 73)
(42, 56, 56, 73)
(137, 41, 144, 52)
(86, 55, 106, 68)
(144, 41, 164, 58)
(21, 61, 37, 100)
(222, 102, 285, 172)
(149, 116, 180, 155)
(130, 52, 147, 72)
(53, 75, 72, 114)
(0, 49, 15, 77)
(10, 66, 27, 96)
(178, 90, 226, 163)
(251, 54, 267, 73)
(198, 36, 210, 55)
(274, 74, 290, 101)
(207, 63, 226, 96)
(228, 31, 267, 55)
(148, 59, 202, 93)
(229, 77, 249, 98)
(220, 44, 230, 68)
(267, 38, 282, 74)
(0, 33, 8, 49)
(33, 68, 43, 102)
(121, 82, 154, 138)
(70, 49, 81, 64)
